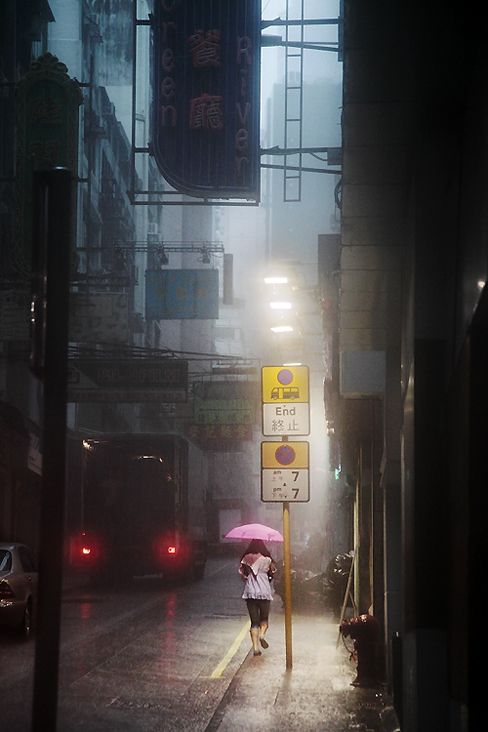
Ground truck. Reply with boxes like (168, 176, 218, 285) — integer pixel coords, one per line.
(67, 434, 207, 585)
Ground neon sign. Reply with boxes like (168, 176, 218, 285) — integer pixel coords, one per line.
(152, 0, 261, 200)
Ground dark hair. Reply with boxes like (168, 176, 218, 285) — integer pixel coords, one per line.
(240, 539, 273, 561)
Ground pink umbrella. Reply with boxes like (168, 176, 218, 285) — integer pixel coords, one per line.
(225, 523, 284, 543)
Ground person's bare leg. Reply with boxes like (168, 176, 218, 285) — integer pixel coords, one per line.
(259, 622, 269, 648)
(251, 627, 261, 655)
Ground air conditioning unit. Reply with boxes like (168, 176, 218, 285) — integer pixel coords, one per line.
(147, 223, 159, 236)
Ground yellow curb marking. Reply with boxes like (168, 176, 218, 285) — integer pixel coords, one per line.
(210, 621, 249, 679)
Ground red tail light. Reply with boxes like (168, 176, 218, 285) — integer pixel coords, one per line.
(79, 535, 100, 560)
(69, 533, 101, 566)
(152, 537, 180, 565)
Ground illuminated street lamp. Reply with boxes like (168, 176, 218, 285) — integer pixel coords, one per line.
(270, 301, 292, 309)
(264, 274, 288, 284)
(265, 270, 294, 330)
(270, 324, 294, 333)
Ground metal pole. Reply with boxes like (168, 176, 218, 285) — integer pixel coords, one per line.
(282, 500, 293, 669)
(31, 168, 73, 732)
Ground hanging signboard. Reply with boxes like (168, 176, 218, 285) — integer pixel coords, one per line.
(13, 52, 81, 276)
(261, 440, 310, 502)
(67, 359, 188, 403)
(193, 380, 258, 401)
(152, 0, 261, 200)
(185, 423, 253, 451)
(193, 396, 255, 425)
(69, 293, 129, 344)
(192, 380, 258, 425)
(145, 269, 219, 320)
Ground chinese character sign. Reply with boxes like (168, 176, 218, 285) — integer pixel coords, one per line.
(261, 365, 311, 436)
(152, 0, 261, 200)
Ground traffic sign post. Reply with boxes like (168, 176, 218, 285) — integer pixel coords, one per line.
(282, 500, 293, 670)
(260, 366, 313, 671)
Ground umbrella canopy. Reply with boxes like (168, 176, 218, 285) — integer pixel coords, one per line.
(225, 523, 284, 543)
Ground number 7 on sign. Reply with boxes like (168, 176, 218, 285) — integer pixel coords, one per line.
(261, 467, 310, 503)
(261, 441, 310, 503)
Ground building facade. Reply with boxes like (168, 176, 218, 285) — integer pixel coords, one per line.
(331, 1, 480, 729)
(1, 1, 480, 729)
(0, 0, 257, 551)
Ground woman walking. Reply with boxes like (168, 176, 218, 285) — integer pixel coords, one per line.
(239, 539, 276, 656)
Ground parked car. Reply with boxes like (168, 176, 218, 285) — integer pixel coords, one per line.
(0, 542, 38, 639)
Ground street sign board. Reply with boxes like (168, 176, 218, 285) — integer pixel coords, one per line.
(70, 293, 128, 344)
(192, 379, 258, 425)
(185, 423, 253, 451)
(261, 441, 310, 502)
(67, 359, 188, 403)
(262, 402, 310, 436)
(152, 0, 261, 200)
(14, 52, 82, 275)
(261, 366, 309, 403)
(145, 269, 219, 319)
(194, 397, 255, 424)
(261, 365, 310, 436)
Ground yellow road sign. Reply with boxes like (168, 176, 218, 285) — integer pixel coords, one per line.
(261, 365, 309, 403)
(261, 441, 309, 469)
(261, 441, 310, 503)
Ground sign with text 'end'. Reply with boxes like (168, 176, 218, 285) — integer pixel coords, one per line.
(261, 365, 310, 436)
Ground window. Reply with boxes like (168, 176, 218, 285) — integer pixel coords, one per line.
(0, 550, 12, 571)
(19, 546, 37, 573)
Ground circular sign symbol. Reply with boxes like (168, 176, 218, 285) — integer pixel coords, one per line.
(275, 444, 296, 466)
(277, 369, 294, 386)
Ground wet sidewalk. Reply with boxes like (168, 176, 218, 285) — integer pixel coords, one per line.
(205, 608, 401, 732)
(61, 566, 401, 731)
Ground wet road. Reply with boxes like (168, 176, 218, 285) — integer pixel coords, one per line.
(0, 557, 253, 731)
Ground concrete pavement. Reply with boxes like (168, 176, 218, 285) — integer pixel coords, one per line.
(204, 605, 401, 732)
